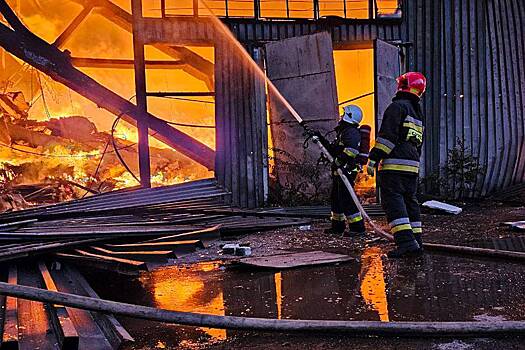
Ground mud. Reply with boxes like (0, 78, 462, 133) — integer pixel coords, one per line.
(80, 202, 525, 349)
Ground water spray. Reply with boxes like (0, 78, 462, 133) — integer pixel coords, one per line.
(205, 9, 393, 241)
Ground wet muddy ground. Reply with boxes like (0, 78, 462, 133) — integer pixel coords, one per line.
(82, 202, 525, 349)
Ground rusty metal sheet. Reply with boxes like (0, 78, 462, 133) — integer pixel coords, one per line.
(265, 32, 339, 200)
(374, 39, 400, 128)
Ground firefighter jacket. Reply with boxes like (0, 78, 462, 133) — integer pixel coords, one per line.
(369, 91, 424, 175)
(332, 121, 362, 174)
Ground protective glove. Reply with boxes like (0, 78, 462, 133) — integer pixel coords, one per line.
(366, 160, 377, 177)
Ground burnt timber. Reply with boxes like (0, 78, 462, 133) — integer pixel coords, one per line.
(0, 0, 215, 170)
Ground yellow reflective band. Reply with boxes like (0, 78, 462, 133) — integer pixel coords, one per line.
(331, 212, 346, 221)
(374, 143, 393, 154)
(380, 164, 420, 174)
(348, 215, 363, 223)
(403, 122, 424, 133)
(413, 227, 423, 233)
(343, 148, 358, 158)
(391, 224, 413, 233)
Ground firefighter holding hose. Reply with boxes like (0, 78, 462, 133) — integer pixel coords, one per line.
(326, 105, 371, 236)
(367, 72, 427, 258)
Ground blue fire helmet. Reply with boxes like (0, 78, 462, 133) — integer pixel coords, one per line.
(342, 105, 363, 125)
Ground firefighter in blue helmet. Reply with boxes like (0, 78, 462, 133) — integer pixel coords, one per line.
(326, 104, 371, 236)
(367, 72, 427, 258)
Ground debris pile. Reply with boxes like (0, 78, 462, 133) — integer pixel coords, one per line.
(0, 92, 212, 210)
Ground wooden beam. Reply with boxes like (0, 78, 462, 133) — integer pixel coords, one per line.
(0, 0, 28, 33)
(146, 91, 215, 97)
(2, 266, 18, 349)
(53, 5, 93, 48)
(71, 0, 214, 90)
(131, 0, 151, 188)
(37, 262, 80, 349)
(0, 22, 215, 169)
(70, 57, 185, 69)
(3, 282, 525, 337)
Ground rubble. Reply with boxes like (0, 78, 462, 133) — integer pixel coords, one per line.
(0, 91, 212, 211)
(422, 200, 463, 215)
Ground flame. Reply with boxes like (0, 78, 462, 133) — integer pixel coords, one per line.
(0, 0, 216, 203)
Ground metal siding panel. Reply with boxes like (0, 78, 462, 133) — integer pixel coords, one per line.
(515, 0, 525, 182)
(215, 44, 226, 188)
(431, 0, 442, 178)
(499, 0, 517, 189)
(492, 0, 510, 191)
(505, 0, 523, 186)
(484, 0, 502, 194)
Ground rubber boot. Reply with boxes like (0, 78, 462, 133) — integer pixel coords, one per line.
(387, 230, 421, 258)
(348, 220, 366, 236)
(325, 220, 346, 235)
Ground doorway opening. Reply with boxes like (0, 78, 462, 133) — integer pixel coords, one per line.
(333, 47, 376, 203)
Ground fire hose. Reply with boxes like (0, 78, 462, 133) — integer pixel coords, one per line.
(302, 126, 393, 241)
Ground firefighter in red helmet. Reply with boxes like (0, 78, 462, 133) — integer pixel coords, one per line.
(367, 72, 427, 258)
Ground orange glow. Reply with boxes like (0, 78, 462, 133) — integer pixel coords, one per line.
(144, 262, 226, 340)
(154, 0, 397, 18)
(359, 247, 389, 322)
(0, 1, 215, 195)
(333, 49, 376, 190)
(376, 0, 399, 16)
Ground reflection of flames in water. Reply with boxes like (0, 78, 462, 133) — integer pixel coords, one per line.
(143, 262, 226, 341)
(359, 247, 389, 321)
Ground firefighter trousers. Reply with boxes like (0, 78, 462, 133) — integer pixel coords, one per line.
(378, 172, 422, 250)
(330, 172, 365, 234)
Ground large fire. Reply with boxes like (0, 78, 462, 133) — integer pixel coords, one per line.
(0, 0, 398, 210)
(0, 0, 215, 209)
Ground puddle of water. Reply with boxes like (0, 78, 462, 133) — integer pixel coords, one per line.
(84, 251, 525, 349)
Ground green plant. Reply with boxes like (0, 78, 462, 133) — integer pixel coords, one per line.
(421, 138, 484, 199)
(268, 147, 331, 206)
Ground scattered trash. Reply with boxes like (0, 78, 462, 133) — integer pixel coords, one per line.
(422, 200, 462, 215)
(221, 243, 252, 256)
(500, 220, 525, 232)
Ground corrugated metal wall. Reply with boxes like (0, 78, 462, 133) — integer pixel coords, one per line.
(401, 0, 525, 195)
(215, 41, 268, 208)
(225, 0, 525, 197)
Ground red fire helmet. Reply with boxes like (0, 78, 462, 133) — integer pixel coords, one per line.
(397, 72, 427, 97)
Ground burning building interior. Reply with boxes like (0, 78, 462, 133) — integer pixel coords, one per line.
(0, 0, 524, 349)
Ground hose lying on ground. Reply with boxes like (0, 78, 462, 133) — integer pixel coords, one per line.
(0, 282, 524, 337)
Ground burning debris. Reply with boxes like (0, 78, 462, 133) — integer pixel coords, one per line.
(0, 91, 212, 210)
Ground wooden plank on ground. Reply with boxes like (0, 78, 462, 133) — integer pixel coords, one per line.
(54, 253, 143, 276)
(74, 250, 148, 269)
(238, 251, 354, 269)
(16, 264, 60, 350)
(37, 262, 79, 349)
(48, 265, 115, 349)
(60, 265, 134, 348)
(143, 225, 221, 246)
(86, 247, 176, 262)
(2, 265, 18, 349)
(103, 240, 204, 253)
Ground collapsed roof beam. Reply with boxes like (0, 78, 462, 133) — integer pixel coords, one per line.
(71, 0, 214, 90)
(70, 57, 185, 69)
(0, 20, 215, 169)
(53, 5, 94, 49)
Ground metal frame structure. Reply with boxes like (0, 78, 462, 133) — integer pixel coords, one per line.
(157, 0, 400, 20)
